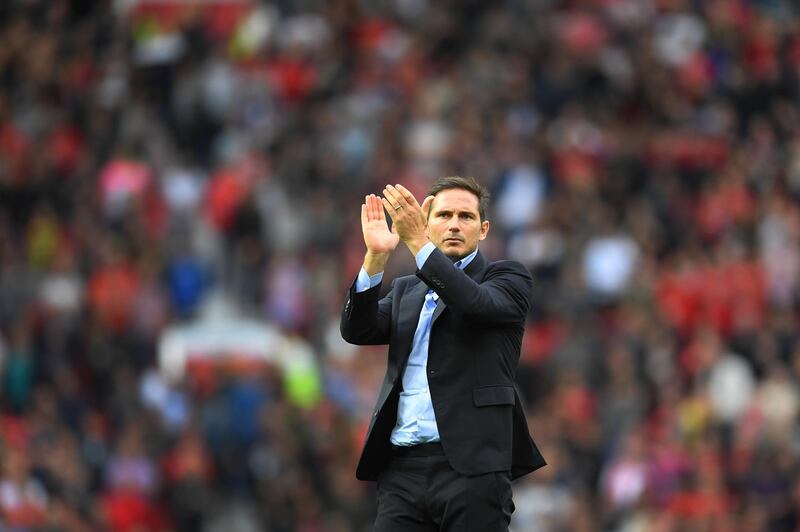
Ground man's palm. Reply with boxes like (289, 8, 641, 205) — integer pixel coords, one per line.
(362, 195, 399, 254)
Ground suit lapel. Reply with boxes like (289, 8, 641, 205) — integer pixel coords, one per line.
(396, 279, 428, 359)
(464, 250, 486, 279)
(431, 292, 446, 323)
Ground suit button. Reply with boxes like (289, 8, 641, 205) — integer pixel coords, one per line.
(428, 370, 436, 375)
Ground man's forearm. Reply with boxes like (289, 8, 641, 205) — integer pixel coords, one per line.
(417, 250, 532, 323)
(363, 251, 390, 276)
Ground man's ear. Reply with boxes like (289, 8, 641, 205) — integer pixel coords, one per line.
(479, 220, 490, 240)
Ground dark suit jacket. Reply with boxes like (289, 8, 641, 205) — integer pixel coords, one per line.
(340, 247, 546, 481)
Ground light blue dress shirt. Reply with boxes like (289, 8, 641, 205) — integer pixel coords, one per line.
(355, 242, 478, 446)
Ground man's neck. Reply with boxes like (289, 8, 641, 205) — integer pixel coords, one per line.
(451, 248, 478, 268)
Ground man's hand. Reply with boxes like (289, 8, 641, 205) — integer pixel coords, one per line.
(361, 194, 398, 275)
(382, 184, 434, 256)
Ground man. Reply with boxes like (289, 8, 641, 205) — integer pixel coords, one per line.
(340, 177, 546, 531)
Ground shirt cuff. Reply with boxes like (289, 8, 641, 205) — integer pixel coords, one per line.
(355, 267, 383, 293)
(415, 242, 436, 270)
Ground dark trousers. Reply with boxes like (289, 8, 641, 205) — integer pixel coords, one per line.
(375, 444, 514, 532)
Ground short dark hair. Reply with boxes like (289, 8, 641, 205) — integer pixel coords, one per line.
(427, 176, 490, 221)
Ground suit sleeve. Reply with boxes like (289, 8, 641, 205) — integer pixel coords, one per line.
(417, 249, 532, 324)
(340, 277, 395, 345)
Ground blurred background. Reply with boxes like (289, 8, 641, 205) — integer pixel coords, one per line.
(1, 0, 800, 530)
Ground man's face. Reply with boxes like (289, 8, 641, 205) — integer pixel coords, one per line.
(426, 188, 489, 260)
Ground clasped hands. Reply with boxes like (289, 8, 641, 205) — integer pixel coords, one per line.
(361, 184, 434, 274)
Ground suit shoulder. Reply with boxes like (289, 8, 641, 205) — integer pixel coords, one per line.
(389, 273, 419, 290)
(486, 259, 532, 279)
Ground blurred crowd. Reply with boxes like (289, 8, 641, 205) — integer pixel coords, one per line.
(1, 0, 800, 530)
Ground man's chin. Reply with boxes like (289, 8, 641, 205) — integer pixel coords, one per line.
(441, 245, 469, 261)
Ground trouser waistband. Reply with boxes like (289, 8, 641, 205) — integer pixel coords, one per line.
(391, 442, 444, 457)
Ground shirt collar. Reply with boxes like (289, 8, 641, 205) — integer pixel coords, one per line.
(455, 248, 478, 271)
